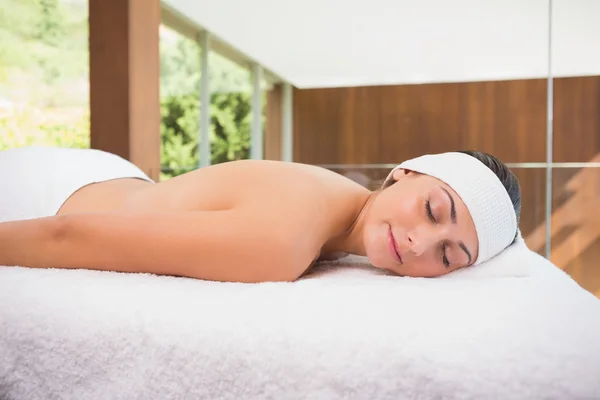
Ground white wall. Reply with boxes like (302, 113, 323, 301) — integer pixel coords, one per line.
(163, 0, 600, 88)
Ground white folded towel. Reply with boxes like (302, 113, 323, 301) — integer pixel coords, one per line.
(2, 238, 600, 400)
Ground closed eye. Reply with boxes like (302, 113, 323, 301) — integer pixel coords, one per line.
(426, 199, 451, 267)
(441, 243, 450, 268)
(425, 200, 436, 223)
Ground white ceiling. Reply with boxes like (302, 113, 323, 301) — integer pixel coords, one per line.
(162, 0, 600, 88)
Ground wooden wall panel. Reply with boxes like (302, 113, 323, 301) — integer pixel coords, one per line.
(379, 83, 464, 162)
(293, 76, 600, 165)
(554, 77, 600, 162)
(513, 168, 547, 241)
(293, 87, 348, 163)
(89, 0, 161, 180)
(343, 87, 382, 164)
(265, 84, 282, 160)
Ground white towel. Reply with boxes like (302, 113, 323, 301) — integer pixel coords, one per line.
(1, 238, 600, 400)
(0, 146, 153, 223)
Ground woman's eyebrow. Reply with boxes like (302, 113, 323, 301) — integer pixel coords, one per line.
(440, 186, 456, 223)
(439, 186, 472, 265)
(458, 241, 472, 265)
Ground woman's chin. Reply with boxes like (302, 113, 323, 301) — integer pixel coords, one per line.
(365, 251, 395, 272)
(367, 258, 403, 276)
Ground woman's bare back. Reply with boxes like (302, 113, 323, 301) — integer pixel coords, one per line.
(49, 159, 371, 281)
(60, 159, 367, 215)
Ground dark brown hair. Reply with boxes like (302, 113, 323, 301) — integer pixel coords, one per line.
(458, 150, 521, 224)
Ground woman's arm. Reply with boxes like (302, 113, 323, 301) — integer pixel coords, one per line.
(0, 210, 316, 283)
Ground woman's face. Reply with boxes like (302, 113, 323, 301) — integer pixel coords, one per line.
(362, 168, 479, 277)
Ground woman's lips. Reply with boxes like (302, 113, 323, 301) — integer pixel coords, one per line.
(388, 225, 403, 264)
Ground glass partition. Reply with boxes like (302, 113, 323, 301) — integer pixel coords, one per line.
(159, 24, 202, 180)
(549, 1, 600, 293)
(548, 164, 600, 295)
(158, 24, 259, 180)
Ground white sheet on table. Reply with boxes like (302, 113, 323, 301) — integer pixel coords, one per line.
(1, 236, 600, 400)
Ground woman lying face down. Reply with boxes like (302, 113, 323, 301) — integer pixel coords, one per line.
(0, 148, 520, 283)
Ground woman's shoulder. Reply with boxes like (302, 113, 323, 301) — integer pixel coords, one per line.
(235, 160, 370, 240)
(230, 159, 368, 202)
(202, 158, 367, 227)
(139, 159, 369, 231)
(194, 159, 363, 195)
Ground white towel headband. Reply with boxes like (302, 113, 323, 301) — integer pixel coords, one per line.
(383, 152, 518, 265)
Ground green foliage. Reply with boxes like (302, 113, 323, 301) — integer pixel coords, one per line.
(211, 91, 252, 163)
(0, 106, 89, 150)
(0, 1, 261, 180)
(159, 91, 253, 179)
(160, 95, 200, 179)
(159, 26, 262, 180)
(35, 0, 63, 46)
(0, 0, 88, 105)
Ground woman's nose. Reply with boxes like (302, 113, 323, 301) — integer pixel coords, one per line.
(407, 230, 426, 256)
(407, 226, 444, 256)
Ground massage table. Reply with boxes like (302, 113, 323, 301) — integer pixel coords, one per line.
(1, 236, 600, 399)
